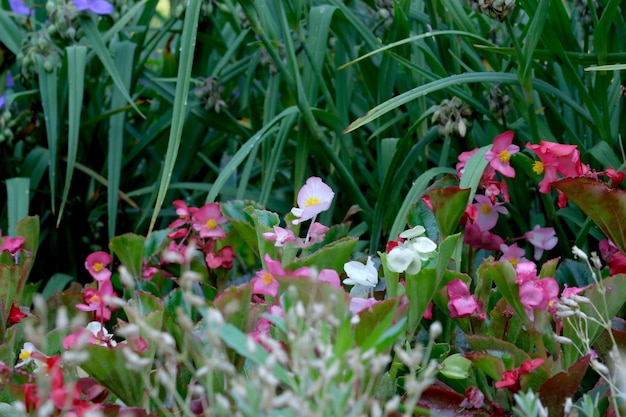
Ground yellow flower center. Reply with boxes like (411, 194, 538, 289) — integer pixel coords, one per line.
(206, 218, 218, 229)
(88, 294, 101, 304)
(532, 161, 544, 175)
(509, 258, 518, 267)
(261, 272, 273, 286)
(19, 349, 31, 360)
(499, 150, 511, 162)
(480, 205, 492, 215)
(305, 196, 320, 207)
(93, 262, 104, 273)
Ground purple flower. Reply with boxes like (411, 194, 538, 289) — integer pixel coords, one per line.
(73, 0, 114, 15)
(0, 94, 5, 111)
(9, 0, 31, 15)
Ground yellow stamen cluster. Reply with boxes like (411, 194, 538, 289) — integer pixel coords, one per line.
(206, 218, 218, 229)
(93, 262, 104, 273)
(481, 205, 492, 214)
(532, 161, 544, 175)
(499, 150, 511, 162)
(261, 272, 273, 285)
(305, 196, 320, 207)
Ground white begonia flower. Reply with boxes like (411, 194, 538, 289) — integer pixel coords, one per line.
(387, 227, 437, 274)
(86, 321, 117, 347)
(15, 342, 38, 368)
(343, 256, 378, 288)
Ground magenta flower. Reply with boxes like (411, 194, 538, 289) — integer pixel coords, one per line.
(85, 251, 112, 282)
(168, 200, 196, 229)
(191, 203, 227, 239)
(291, 177, 335, 225)
(473, 194, 508, 231)
(519, 277, 559, 311)
(526, 141, 589, 193)
(73, 0, 113, 14)
(76, 280, 116, 321)
(495, 358, 544, 391)
(515, 260, 538, 285)
(262, 226, 296, 247)
(463, 223, 504, 251)
(485, 131, 519, 178)
(0, 235, 25, 255)
(525, 225, 558, 260)
(447, 279, 485, 320)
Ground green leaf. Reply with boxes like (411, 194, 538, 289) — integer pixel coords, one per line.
(5, 178, 30, 237)
(355, 296, 409, 352)
(37, 56, 59, 213)
(562, 274, 626, 367)
(458, 145, 490, 203)
(0, 8, 25, 55)
(288, 237, 358, 272)
(554, 177, 626, 255)
(80, 345, 146, 406)
(429, 187, 471, 238)
(110, 234, 146, 278)
(519, 0, 549, 100)
(58, 45, 87, 227)
(146, 0, 201, 235)
(484, 260, 532, 327)
(465, 335, 532, 367)
(41, 273, 74, 300)
(440, 353, 472, 379)
(0, 402, 26, 417)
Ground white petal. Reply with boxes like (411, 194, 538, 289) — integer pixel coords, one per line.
(410, 236, 437, 256)
(386, 246, 415, 273)
(405, 257, 422, 275)
(399, 225, 426, 239)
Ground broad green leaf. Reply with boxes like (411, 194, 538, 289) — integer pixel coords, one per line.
(213, 284, 253, 333)
(458, 145, 490, 203)
(110, 233, 146, 278)
(465, 335, 532, 367)
(288, 237, 358, 272)
(554, 177, 626, 255)
(41, 273, 73, 300)
(429, 187, 471, 239)
(562, 274, 626, 367)
(440, 354, 472, 379)
(58, 45, 87, 227)
(80, 345, 146, 406)
(484, 260, 532, 327)
(5, 178, 29, 237)
(467, 352, 506, 381)
(0, 8, 24, 54)
(356, 296, 409, 352)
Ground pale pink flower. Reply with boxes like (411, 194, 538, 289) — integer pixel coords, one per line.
(318, 269, 341, 288)
(168, 200, 196, 229)
(250, 254, 310, 297)
(192, 203, 227, 239)
(291, 177, 334, 225)
(500, 243, 527, 267)
(485, 131, 519, 178)
(307, 222, 329, 244)
(349, 297, 379, 314)
(262, 226, 296, 247)
(85, 251, 112, 282)
(515, 260, 538, 284)
(473, 194, 508, 231)
(525, 225, 558, 260)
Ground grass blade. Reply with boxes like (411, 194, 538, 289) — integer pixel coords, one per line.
(0, 8, 24, 55)
(6, 177, 30, 237)
(37, 56, 59, 213)
(57, 45, 87, 227)
(147, 0, 202, 234)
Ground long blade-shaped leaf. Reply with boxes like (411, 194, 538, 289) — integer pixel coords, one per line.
(79, 16, 144, 117)
(0, 8, 24, 55)
(107, 41, 136, 239)
(57, 45, 87, 227)
(147, 0, 202, 234)
(6, 177, 30, 237)
(37, 56, 59, 213)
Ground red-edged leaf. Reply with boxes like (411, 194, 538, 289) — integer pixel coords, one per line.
(417, 386, 485, 416)
(554, 177, 626, 254)
(538, 355, 591, 417)
(429, 186, 471, 238)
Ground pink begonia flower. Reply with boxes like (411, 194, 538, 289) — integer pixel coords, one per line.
(423, 301, 434, 320)
(291, 177, 335, 225)
(262, 226, 296, 247)
(307, 222, 329, 243)
(463, 223, 504, 251)
(515, 260, 538, 285)
(500, 243, 527, 267)
(447, 279, 485, 320)
(473, 194, 508, 231)
(485, 131, 519, 178)
(349, 297, 379, 314)
(76, 280, 116, 321)
(0, 235, 25, 255)
(162, 241, 186, 264)
(525, 225, 558, 260)
(519, 277, 559, 311)
(318, 269, 341, 288)
(85, 251, 112, 282)
(250, 254, 310, 297)
(63, 321, 116, 349)
(168, 200, 196, 229)
(73, 0, 114, 15)
(205, 246, 235, 270)
(192, 203, 227, 239)
(343, 256, 378, 288)
(495, 358, 544, 391)
(526, 141, 589, 193)
(561, 284, 584, 299)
